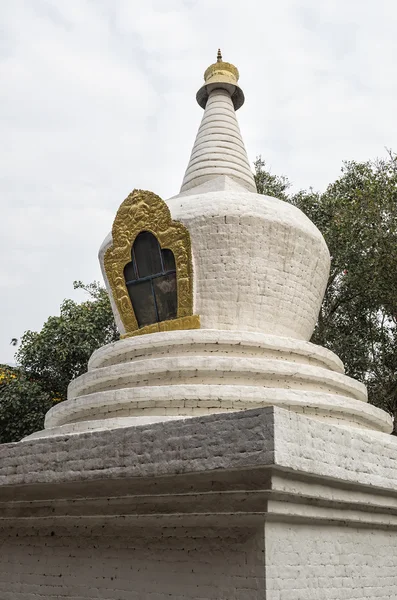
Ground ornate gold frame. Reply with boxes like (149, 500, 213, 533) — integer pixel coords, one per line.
(104, 189, 200, 337)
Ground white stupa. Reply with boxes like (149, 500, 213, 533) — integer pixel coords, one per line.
(26, 51, 392, 440)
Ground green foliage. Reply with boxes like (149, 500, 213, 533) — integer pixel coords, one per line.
(0, 366, 54, 443)
(253, 156, 291, 201)
(1, 282, 119, 442)
(16, 281, 119, 401)
(254, 153, 397, 430)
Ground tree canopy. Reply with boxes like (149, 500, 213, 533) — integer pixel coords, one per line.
(0, 365, 54, 444)
(255, 153, 397, 430)
(16, 281, 119, 400)
(0, 281, 119, 443)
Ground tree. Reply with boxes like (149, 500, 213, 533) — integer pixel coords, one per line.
(0, 365, 54, 443)
(16, 281, 119, 400)
(0, 281, 119, 443)
(253, 156, 291, 201)
(255, 154, 397, 430)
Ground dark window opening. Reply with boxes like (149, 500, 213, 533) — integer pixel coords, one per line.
(123, 231, 177, 328)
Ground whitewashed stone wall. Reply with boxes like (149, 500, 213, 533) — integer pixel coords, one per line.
(28, 330, 390, 440)
(3, 408, 397, 599)
(169, 181, 329, 340)
(266, 522, 397, 600)
(2, 521, 397, 599)
(0, 524, 265, 599)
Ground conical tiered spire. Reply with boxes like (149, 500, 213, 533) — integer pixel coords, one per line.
(180, 51, 256, 193)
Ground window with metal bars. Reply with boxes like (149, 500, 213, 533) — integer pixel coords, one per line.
(123, 231, 177, 328)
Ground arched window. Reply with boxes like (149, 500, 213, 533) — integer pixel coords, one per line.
(123, 231, 177, 328)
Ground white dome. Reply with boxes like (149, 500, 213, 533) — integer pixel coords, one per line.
(167, 175, 330, 341)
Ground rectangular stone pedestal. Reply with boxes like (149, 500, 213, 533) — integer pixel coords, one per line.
(1, 407, 397, 599)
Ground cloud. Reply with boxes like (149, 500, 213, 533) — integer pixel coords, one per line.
(1, 0, 397, 363)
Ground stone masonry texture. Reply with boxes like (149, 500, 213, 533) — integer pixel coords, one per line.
(0, 524, 265, 600)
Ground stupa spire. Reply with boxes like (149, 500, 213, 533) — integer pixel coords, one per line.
(180, 52, 256, 193)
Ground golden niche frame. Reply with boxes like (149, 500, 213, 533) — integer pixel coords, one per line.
(104, 189, 200, 338)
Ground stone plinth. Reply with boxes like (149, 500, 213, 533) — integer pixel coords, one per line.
(2, 407, 397, 599)
(25, 329, 391, 440)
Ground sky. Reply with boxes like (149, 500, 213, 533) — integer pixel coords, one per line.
(1, 0, 397, 364)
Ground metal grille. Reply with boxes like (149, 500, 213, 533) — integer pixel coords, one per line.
(123, 232, 177, 328)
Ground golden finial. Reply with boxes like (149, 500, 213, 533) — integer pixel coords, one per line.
(197, 51, 244, 110)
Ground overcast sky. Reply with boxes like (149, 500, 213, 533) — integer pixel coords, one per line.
(1, 0, 396, 365)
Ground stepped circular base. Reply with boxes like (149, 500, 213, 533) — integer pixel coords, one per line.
(23, 330, 393, 441)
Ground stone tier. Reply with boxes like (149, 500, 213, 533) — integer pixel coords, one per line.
(180, 89, 256, 192)
(24, 330, 393, 440)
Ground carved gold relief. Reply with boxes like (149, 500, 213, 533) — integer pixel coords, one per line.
(104, 189, 200, 337)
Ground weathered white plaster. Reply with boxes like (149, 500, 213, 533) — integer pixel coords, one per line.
(180, 88, 257, 192)
(92, 329, 343, 369)
(68, 355, 365, 401)
(25, 330, 391, 440)
(0, 524, 265, 600)
(265, 522, 397, 599)
(24, 415, 186, 440)
(4, 408, 397, 599)
(34, 386, 390, 440)
(169, 180, 330, 340)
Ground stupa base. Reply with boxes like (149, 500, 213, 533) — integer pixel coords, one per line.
(2, 407, 397, 599)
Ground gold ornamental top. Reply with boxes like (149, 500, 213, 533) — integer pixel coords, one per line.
(196, 49, 245, 110)
(203, 49, 240, 85)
